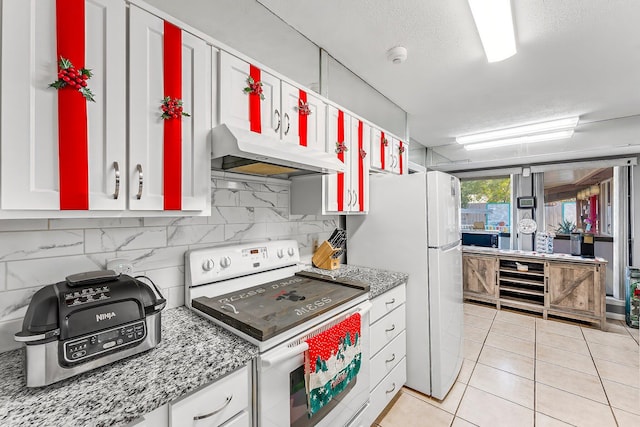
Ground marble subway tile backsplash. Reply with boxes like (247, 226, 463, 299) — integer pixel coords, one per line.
(0, 172, 338, 353)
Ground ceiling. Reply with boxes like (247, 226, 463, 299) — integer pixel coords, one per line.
(257, 0, 640, 169)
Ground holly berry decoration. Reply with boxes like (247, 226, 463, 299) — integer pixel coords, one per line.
(360, 149, 367, 159)
(298, 99, 312, 116)
(335, 142, 348, 154)
(382, 137, 389, 147)
(244, 76, 265, 100)
(398, 145, 406, 154)
(161, 96, 190, 120)
(49, 57, 95, 102)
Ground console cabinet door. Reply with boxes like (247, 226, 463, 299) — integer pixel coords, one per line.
(324, 106, 351, 213)
(370, 127, 391, 172)
(463, 254, 498, 297)
(547, 262, 600, 315)
(128, 5, 211, 211)
(1, 0, 126, 211)
(280, 81, 326, 152)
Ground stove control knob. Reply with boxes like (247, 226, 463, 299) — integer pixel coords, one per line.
(287, 247, 295, 257)
(202, 258, 215, 271)
(220, 256, 232, 269)
(277, 249, 284, 259)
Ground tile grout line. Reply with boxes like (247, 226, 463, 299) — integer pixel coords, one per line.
(580, 325, 620, 427)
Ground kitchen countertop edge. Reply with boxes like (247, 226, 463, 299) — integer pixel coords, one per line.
(302, 264, 409, 299)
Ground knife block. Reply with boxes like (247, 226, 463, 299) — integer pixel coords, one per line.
(312, 241, 340, 270)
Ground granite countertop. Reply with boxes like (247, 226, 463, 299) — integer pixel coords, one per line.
(462, 246, 608, 264)
(303, 264, 408, 299)
(0, 307, 258, 427)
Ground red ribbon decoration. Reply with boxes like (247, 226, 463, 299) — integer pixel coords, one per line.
(358, 121, 364, 211)
(380, 131, 386, 170)
(337, 110, 345, 212)
(163, 22, 182, 210)
(56, 0, 88, 209)
(249, 65, 262, 133)
(298, 89, 308, 147)
(399, 140, 404, 175)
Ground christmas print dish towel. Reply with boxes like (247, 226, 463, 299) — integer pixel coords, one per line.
(304, 313, 362, 417)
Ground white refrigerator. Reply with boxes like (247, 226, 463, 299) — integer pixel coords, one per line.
(346, 171, 463, 399)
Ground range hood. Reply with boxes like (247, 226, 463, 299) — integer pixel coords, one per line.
(211, 124, 345, 178)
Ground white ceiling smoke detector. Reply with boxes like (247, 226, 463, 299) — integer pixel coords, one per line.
(387, 46, 408, 64)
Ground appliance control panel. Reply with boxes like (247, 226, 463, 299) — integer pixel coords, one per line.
(64, 286, 111, 307)
(186, 240, 300, 286)
(62, 320, 146, 364)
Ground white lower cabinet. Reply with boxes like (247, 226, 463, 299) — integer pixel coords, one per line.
(127, 366, 251, 427)
(365, 284, 407, 425)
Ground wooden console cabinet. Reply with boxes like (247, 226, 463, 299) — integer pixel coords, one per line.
(463, 250, 607, 330)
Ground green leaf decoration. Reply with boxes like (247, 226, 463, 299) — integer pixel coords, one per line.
(81, 87, 96, 102)
(59, 57, 72, 69)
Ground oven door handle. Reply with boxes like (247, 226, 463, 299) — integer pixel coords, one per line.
(261, 301, 372, 369)
(261, 342, 309, 368)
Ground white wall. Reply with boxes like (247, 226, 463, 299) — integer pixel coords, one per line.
(0, 173, 338, 353)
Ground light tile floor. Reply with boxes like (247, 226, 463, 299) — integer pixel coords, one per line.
(373, 303, 640, 427)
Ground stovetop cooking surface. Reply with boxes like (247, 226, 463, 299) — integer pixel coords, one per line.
(191, 271, 369, 341)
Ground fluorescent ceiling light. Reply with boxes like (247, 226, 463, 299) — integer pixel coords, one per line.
(468, 0, 516, 63)
(463, 129, 575, 151)
(456, 117, 580, 145)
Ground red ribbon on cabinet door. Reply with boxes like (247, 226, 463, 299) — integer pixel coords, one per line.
(249, 65, 262, 133)
(163, 21, 182, 210)
(358, 120, 364, 212)
(337, 110, 345, 212)
(56, 0, 89, 210)
(298, 89, 307, 147)
(399, 140, 404, 175)
(380, 131, 386, 170)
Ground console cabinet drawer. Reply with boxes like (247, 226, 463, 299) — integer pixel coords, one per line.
(370, 304, 406, 356)
(370, 331, 406, 390)
(370, 284, 406, 324)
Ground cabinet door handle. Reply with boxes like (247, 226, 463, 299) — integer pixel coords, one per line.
(385, 353, 396, 363)
(385, 298, 396, 305)
(353, 190, 358, 207)
(112, 161, 120, 200)
(274, 109, 281, 133)
(136, 164, 143, 200)
(347, 189, 352, 208)
(545, 277, 549, 293)
(284, 113, 290, 135)
(193, 395, 233, 420)
(386, 382, 396, 394)
(385, 324, 396, 332)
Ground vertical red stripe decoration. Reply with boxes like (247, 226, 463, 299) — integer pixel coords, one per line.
(163, 21, 182, 210)
(380, 131, 386, 170)
(56, 0, 89, 209)
(249, 65, 262, 133)
(358, 121, 364, 212)
(399, 141, 404, 175)
(337, 110, 345, 212)
(298, 89, 308, 146)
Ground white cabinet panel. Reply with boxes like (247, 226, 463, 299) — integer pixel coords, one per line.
(370, 127, 392, 173)
(281, 81, 326, 151)
(370, 304, 406, 357)
(128, 5, 211, 211)
(370, 284, 407, 324)
(1, 0, 126, 211)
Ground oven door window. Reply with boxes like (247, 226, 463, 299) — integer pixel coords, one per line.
(290, 364, 356, 427)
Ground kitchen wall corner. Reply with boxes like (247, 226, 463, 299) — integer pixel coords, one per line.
(0, 172, 338, 353)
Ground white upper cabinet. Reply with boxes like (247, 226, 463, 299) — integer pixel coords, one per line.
(219, 51, 327, 152)
(281, 81, 326, 151)
(128, 5, 212, 212)
(1, 0, 126, 211)
(370, 127, 392, 173)
(324, 106, 369, 214)
(390, 137, 409, 175)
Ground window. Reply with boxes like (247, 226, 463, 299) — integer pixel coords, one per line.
(460, 177, 511, 231)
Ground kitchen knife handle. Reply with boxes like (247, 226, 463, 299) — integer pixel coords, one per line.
(284, 113, 290, 135)
(112, 161, 120, 200)
(136, 164, 143, 200)
(274, 109, 281, 133)
(193, 395, 233, 420)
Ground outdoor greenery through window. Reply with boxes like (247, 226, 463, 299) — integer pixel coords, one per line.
(460, 177, 511, 232)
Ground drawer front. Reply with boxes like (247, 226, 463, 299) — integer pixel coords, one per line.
(170, 366, 249, 427)
(371, 284, 406, 324)
(370, 304, 406, 356)
(369, 357, 406, 423)
(221, 410, 250, 427)
(370, 331, 406, 390)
